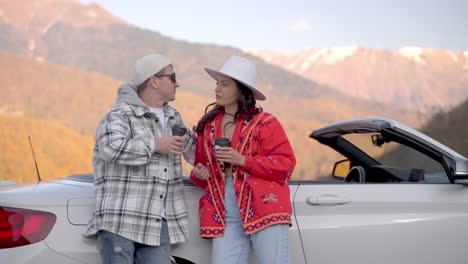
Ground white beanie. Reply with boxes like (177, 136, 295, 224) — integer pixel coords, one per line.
(129, 54, 171, 87)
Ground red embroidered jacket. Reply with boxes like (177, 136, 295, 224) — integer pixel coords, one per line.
(190, 111, 296, 238)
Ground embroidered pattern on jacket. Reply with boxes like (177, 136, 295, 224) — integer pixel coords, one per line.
(261, 193, 278, 204)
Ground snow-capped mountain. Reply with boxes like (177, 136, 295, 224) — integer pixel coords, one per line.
(249, 47, 468, 113)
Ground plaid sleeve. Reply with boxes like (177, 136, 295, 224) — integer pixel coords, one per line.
(189, 131, 208, 188)
(172, 111, 196, 165)
(182, 127, 196, 165)
(95, 110, 155, 165)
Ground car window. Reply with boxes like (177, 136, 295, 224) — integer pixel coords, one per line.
(342, 133, 449, 183)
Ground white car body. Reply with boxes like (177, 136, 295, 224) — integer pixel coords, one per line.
(1, 118, 468, 264)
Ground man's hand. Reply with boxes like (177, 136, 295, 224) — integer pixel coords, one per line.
(193, 163, 210, 180)
(155, 136, 184, 155)
(215, 147, 246, 166)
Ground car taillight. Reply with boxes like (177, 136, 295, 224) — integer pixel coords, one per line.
(0, 206, 56, 249)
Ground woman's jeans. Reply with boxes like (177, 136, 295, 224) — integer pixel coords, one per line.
(97, 219, 171, 264)
(212, 177, 290, 264)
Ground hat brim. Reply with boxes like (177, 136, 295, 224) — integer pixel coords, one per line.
(204, 67, 266, 101)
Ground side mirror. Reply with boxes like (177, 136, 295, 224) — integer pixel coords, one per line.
(454, 159, 468, 184)
(333, 159, 351, 179)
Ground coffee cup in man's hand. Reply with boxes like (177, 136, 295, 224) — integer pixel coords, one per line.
(172, 124, 187, 136)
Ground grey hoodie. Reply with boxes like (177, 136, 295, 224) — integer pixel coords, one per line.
(116, 83, 148, 108)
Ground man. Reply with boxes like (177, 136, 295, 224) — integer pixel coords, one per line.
(84, 54, 196, 264)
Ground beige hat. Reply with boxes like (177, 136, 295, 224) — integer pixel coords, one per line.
(204, 55, 266, 100)
(130, 54, 171, 87)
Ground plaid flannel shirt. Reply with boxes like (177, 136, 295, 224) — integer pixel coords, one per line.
(84, 96, 196, 246)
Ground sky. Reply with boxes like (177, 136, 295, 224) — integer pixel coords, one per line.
(80, 0, 468, 52)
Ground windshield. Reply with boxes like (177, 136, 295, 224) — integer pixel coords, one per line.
(342, 133, 448, 181)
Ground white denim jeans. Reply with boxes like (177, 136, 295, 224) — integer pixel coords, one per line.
(212, 176, 290, 264)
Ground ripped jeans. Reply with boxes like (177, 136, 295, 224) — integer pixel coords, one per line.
(97, 220, 171, 264)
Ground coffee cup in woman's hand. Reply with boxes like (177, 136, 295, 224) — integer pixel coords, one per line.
(214, 138, 230, 149)
(214, 138, 231, 167)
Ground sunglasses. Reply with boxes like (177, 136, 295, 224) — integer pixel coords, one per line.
(154, 72, 177, 83)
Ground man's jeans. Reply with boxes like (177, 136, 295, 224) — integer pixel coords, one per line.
(97, 220, 171, 264)
(212, 177, 290, 264)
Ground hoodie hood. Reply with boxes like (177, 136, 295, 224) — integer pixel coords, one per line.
(117, 83, 148, 108)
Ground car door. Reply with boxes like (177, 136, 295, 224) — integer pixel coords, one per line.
(295, 120, 468, 264)
(294, 182, 468, 264)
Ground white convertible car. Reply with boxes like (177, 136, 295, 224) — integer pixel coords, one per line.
(1, 118, 468, 264)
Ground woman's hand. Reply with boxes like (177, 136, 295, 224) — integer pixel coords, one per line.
(215, 147, 246, 166)
(193, 163, 210, 180)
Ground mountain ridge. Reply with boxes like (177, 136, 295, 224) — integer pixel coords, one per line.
(0, 0, 425, 124)
(248, 46, 468, 113)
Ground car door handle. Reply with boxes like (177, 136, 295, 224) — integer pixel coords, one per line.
(306, 194, 352, 205)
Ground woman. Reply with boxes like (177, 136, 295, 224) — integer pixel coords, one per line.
(190, 55, 296, 264)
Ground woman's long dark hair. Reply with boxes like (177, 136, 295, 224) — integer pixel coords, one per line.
(194, 80, 262, 133)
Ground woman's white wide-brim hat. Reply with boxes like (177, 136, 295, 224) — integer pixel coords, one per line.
(204, 55, 266, 101)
